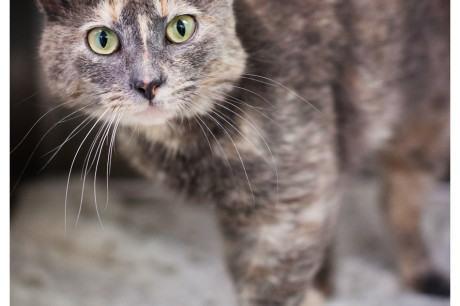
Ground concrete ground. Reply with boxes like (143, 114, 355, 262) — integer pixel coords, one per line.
(11, 177, 450, 306)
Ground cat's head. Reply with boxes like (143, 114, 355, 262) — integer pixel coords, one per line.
(37, 0, 247, 126)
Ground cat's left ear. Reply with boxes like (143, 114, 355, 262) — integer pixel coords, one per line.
(35, 0, 68, 20)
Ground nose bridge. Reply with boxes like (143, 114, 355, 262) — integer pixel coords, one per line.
(132, 56, 164, 85)
(123, 9, 166, 100)
(127, 25, 163, 82)
(138, 58, 162, 82)
(131, 10, 165, 80)
(140, 41, 165, 84)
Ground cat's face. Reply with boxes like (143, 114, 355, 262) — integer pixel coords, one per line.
(38, 0, 246, 126)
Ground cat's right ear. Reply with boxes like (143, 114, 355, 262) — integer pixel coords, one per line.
(35, 0, 67, 20)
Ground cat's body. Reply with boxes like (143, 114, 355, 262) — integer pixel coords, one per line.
(37, 0, 449, 305)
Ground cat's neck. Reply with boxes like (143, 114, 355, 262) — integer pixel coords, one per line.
(133, 102, 243, 154)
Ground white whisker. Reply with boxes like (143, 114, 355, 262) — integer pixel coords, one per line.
(105, 113, 123, 211)
(65, 107, 110, 237)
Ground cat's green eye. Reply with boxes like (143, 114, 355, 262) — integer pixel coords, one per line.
(87, 27, 120, 55)
(166, 15, 196, 44)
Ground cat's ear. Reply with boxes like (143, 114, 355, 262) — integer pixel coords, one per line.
(35, 0, 68, 20)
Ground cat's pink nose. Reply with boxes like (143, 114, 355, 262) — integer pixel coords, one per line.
(134, 79, 163, 102)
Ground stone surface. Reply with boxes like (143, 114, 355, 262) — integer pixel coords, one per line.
(11, 177, 450, 306)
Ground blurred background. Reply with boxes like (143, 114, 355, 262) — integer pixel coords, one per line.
(10, 1, 450, 306)
(11, 0, 42, 201)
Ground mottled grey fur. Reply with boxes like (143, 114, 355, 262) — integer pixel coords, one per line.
(37, 0, 450, 304)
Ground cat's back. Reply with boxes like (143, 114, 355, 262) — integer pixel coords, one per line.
(235, 0, 449, 163)
(236, 0, 449, 101)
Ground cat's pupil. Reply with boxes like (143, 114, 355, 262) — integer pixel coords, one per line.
(176, 19, 186, 37)
(99, 31, 108, 48)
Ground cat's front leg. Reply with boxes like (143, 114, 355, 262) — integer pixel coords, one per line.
(218, 197, 338, 306)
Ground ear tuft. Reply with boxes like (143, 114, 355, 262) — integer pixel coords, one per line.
(36, 0, 57, 13)
(35, 0, 68, 20)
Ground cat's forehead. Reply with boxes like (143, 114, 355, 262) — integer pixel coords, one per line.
(91, 0, 208, 25)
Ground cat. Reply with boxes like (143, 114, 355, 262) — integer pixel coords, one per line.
(36, 0, 450, 305)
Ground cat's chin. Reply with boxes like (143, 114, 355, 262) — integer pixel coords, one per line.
(121, 105, 175, 127)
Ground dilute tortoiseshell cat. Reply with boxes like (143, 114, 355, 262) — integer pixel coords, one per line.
(36, 0, 449, 304)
